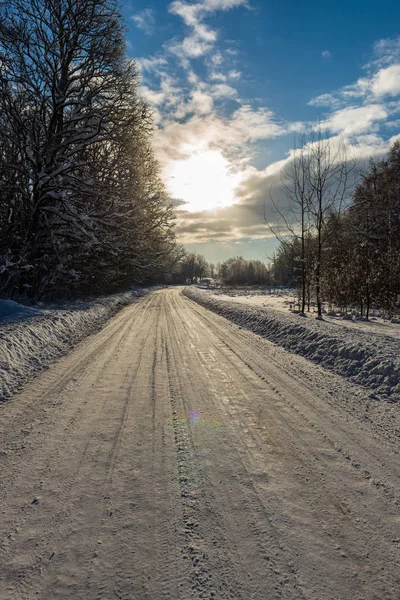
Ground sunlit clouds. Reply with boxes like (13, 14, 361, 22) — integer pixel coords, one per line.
(128, 0, 400, 258)
(165, 149, 244, 212)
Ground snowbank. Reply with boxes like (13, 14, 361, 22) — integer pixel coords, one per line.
(0, 299, 43, 321)
(0, 288, 159, 401)
(183, 287, 400, 402)
(211, 288, 400, 340)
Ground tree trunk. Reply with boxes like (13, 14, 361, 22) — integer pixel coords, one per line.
(316, 223, 322, 318)
(301, 209, 306, 313)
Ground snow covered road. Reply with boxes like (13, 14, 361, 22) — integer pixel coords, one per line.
(0, 287, 399, 599)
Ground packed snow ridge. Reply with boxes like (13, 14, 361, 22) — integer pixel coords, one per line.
(0, 287, 160, 402)
(183, 287, 400, 402)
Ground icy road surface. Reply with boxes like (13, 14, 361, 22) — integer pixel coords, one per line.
(0, 287, 399, 600)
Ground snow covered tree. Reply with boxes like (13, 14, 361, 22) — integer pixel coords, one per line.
(0, 0, 178, 300)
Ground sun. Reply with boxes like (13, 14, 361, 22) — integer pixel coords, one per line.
(165, 149, 242, 213)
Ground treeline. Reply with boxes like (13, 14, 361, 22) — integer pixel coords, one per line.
(0, 0, 178, 303)
(219, 257, 270, 286)
(272, 142, 400, 318)
(169, 253, 271, 286)
(169, 253, 209, 284)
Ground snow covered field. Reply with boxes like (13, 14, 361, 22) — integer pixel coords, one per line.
(184, 287, 400, 402)
(211, 288, 400, 340)
(0, 287, 160, 401)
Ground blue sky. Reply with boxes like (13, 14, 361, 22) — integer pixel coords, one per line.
(121, 0, 400, 263)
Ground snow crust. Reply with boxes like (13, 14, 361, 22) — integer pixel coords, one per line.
(0, 288, 160, 401)
(184, 287, 400, 402)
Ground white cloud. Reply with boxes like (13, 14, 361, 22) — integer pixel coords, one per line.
(211, 83, 238, 98)
(181, 35, 215, 57)
(308, 93, 338, 108)
(384, 118, 400, 129)
(174, 124, 400, 245)
(210, 52, 224, 65)
(209, 71, 227, 81)
(188, 90, 214, 114)
(154, 105, 290, 168)
(208, 67, 241, 82)
(188, 70, 200, 85)
(325, 104, 388, 135)
(137, 56, 168, 73)
(334, 64, 400, 100)
(371, 64, 400, 97)
(141, 76, 238, 119)
(138, 0, 248, 125)
(228, 105, 287, 141)
(201, 0, 249, 9)
(168, 2, 218, 60)
(169, 0, 248, 22)
(341, 78, 371, 98)
(140, 73, 188, 114)
(140, 86, 166, 106)
(131, 8, 155, 35)
(169, 1, 199, 27)
(228, 70, 241, 79)
(144, 6, 400, 250)
(310, 36, 400, 109)
(369, 36, 400, 70)
(168, 0, 249, 61)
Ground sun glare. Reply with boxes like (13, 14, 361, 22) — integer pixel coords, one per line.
(166, 150, 242, 213)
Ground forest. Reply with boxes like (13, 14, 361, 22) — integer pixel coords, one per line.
(0, 0, 179, 303)
(270, 141, 400, 319)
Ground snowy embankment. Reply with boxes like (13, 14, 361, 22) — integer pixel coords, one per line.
(183, 287, 400, 402)
(0, 287, 159, 401)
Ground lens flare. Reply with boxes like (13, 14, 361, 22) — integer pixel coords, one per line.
(189, 410, 201, 424)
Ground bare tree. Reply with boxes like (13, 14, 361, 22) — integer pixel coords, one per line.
(305, 127, 355, 317)
(195, 255, 208, 282)
(267, 135, 313, 313)
(267, 126, 355, 317)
